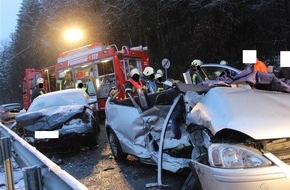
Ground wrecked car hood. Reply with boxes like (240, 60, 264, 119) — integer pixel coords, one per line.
(187, 87, 290, 139)
(15, 105, 86, 131)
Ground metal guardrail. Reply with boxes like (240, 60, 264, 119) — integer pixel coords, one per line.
(0, 123, 89, 190)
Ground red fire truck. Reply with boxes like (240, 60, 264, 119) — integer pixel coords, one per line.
(22, 42, 149, 111)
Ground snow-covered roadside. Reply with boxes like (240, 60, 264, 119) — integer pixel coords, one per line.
(0, 158, 25, 190)
(1, 121, 25, 189)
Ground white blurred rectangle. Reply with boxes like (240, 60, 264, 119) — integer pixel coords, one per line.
(280, 51, 290, 67)
(35, 131, 59, 139)
(243, 50, 256, 64)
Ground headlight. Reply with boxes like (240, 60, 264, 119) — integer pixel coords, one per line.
(208, 144, 272, 168)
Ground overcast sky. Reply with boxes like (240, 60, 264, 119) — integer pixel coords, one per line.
(0, 0, 22, 43)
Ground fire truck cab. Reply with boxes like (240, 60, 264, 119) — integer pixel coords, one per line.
(55, 42, 149, 111)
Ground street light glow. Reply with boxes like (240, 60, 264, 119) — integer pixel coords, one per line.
(64, 29, 83, 42)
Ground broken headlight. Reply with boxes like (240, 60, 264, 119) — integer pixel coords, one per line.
(208, 144, 272, 168)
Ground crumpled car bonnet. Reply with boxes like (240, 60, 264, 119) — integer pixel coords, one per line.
(187, 86, 290, 139)
(15, 105, 86, 131)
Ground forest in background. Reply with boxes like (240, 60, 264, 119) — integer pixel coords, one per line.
(1, 0, 290, 103)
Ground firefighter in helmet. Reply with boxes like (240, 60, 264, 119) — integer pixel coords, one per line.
(31, 77, 46, 102)
(77, 80, 87, 93)
(143, 66, 157, 94)
(155, 69, 164, 92)
(124, 68, 146, 97)
(188, 59, 205, 85)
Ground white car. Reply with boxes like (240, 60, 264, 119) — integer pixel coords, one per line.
(183, 85, 290, 190)
(184, 63, 241, 84)
(106, 69, 290, 190)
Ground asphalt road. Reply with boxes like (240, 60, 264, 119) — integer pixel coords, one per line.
(58, 123, 188, 190)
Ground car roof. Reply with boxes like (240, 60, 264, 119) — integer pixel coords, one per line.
(201, 63, 241, 73)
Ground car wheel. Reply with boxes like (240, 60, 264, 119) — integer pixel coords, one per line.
(109, 130, 127, 160)
(181, 171, 202, 190)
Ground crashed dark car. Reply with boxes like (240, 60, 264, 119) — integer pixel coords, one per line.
(12, 89, 100, 153)
(106, 69, 290, 190)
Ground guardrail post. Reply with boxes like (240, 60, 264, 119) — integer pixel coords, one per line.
(23, 166, 43, 190)
(0, 137, 15, 190)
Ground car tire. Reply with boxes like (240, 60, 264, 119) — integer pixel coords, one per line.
(109, 130, 127, 160)
(181, 171, 202, 190)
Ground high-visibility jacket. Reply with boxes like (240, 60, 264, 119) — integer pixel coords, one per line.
(254, 59, 268, 73)
(124, 78, 144, 97)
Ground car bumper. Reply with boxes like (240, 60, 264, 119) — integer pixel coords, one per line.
(190, 153, 290, 190)
(24, 124, 95, 144)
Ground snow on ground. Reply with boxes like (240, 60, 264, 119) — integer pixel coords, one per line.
(0, 157, 25, 189)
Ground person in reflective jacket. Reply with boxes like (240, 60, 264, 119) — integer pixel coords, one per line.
(254, 58, 268, 73)
(124, 68, 146, 97)
(142, 66, 157, 94)
(31, 78, 46, 102)
(187, 59, 206, 84)
(77, 80, 87, 93)
(155, 69, 164, 92)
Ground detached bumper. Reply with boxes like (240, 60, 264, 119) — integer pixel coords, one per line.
(190, 153, 290, 190)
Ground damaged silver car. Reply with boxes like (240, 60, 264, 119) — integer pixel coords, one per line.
(106, 70, 290, 190)
(11, 89, 100, 153)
